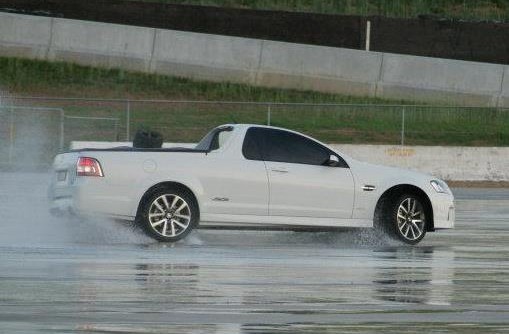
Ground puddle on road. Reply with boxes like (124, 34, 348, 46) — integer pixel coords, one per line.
(1, 173, 509, 333)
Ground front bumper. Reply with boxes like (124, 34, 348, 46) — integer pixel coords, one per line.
(431, 192, 455, 229)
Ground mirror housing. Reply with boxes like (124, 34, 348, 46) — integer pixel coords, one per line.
(325, 154, 340, 167)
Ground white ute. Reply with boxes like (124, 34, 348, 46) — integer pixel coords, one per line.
(49, 124, 454, 244)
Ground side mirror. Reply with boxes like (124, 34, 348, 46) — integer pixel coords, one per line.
(325, 154, 340, 167)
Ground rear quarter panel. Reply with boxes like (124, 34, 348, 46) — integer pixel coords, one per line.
(73, 151, 206, 219)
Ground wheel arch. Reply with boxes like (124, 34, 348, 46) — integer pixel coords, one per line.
(375, 184, 434, 232)
(135, 181, 200, 221)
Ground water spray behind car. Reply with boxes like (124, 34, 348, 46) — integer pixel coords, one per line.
(0, 96, 153, 246)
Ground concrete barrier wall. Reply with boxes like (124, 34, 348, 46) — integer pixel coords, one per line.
(2, 12, 509, 107)
(71, 141, 509, 181)
(498, 66, 509, 107)
(49, 18, 155, 72)
(152, 30, 262, 84)
(332, 145, 509, 182)
(378, 54, 505, 106)
(0, 13, 51, 59)
(256, 41, 382, 96)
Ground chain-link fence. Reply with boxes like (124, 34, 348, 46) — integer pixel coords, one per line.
(1, 96, 509, 166)
(0, 103, 120, 167)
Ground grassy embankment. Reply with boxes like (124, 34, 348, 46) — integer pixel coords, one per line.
(137, 0, 509, 22)
(1, 57, 508, 146)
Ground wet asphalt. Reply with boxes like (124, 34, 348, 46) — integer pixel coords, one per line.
(1, 173, 509, 333)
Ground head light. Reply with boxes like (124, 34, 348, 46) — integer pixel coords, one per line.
(430, 180, 449, 194)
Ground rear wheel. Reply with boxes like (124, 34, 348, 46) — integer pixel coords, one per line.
(137, 186, 198, 242)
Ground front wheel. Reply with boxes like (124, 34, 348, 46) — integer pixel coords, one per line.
(388, 194, 427, 244)
(137, 186, 199, 242)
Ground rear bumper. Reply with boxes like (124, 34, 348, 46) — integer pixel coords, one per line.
(48, 175, 79, 216)
(48, 174, 135, 220)
(49, 197, 76, 216)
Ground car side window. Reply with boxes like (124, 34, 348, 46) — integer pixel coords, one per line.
(244, 127, 333, 166)
(263, 128, 329, 165)
(242, 128, 263, 160)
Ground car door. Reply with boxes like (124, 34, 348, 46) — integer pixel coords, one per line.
(197, 126, 269, 216)
(249, 127, 355, 219)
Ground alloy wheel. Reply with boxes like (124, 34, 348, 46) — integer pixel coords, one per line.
(396, 197, 426, 242)
(148, 194, 192, 237)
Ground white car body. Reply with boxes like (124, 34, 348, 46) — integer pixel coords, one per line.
(49, 124, 454, 239)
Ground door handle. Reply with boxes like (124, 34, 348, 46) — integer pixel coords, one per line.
(362, 185, 376, 191)
(271, 168, 289, 173)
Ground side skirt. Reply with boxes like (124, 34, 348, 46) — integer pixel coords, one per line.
(200, 213, 373, 229)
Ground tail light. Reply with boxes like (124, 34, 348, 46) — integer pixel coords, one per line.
(77, 157, 104, 177)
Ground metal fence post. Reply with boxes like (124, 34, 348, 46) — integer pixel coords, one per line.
(401, 107, 406, 146)
(115, 119, 119, 141)
(8, 107, 14, 164)
(59, 109, 65, 152)
(126, 100, 131, 141)
(267, 104, 271, 126)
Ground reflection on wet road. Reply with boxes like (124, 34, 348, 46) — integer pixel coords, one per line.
(1, 174, 509, 333)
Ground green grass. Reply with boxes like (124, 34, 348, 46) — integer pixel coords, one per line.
(0, 57, 390, 104)
(135, 0, 509, 22)
(1, 57, 509, 155)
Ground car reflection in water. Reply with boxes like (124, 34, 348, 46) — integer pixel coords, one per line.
(69, 237, 456, 333)
(373, 246, 454, 305)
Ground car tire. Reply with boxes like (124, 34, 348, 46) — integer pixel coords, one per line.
(137, 186, 199, 242)
(386, 193, 427, 245)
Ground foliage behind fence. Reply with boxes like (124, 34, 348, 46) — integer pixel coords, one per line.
(1, 97, 509, 166)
